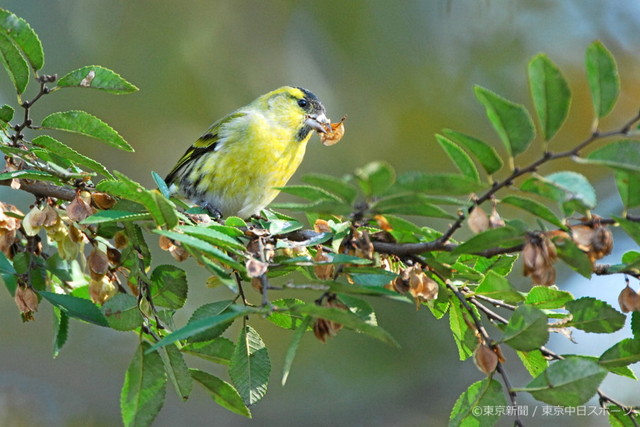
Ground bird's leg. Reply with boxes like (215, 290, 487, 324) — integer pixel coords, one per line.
(200, 202, 223, 221)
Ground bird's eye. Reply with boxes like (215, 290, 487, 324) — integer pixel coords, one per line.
(297, 98, 308, 108)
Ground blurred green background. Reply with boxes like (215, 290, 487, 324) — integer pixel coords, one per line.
(1, 1, 639, 426)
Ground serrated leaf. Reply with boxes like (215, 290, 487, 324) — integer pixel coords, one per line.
(371, 193, 456, 219)
(191, 369, 251, 417)
(524, 286, 574, 309)
(581, 140, 640, 174)
(267, 298, 308, 330)
(441, 129, 503, 175)
(154, 230, 242, 270)
(615, 171, 640, 209)
(553, 235, 594, 279)
(150, 265, 187, 309)
(522, 171, 596, 216)
(599, 338, 640, 368)
(282, 315, 312, 386)
(516, 350, 548, 377)
(0, 9, 43, 70)
(81, 210, 152, 224)
(436, 134, 480, 182)
(161, 344, 192, 400)
(448, 299, 477, 360)
(102, 293, 143, 331)
(474, 85, 535, 157)
(568, 355, 637, 379)
(271, 199, 351, 215)
(396, 172, 485, 195)
(57, 65, 138, 94)
(41, 110, 133, 152)
(183, 338, 234, 365)
(290, 303, 399, 347)
(521, 358, 607, 406)
(449, 379, 506, 427)
(39, 291, 108, 327)
(229, 326, 271, 406)
(617, 217, 640, 246)
(177, 225, 245, 251)
(355, 161, 395, 197)
(276, 185, 344, 203)
(32, 135, 114, 179)
(452, 226, 524, 255)
(474, 254, 517, 276)
(0, 32, 28, 94)
(302, 173, 357, 204)
(52, 307, 69, 358)
(0, 104, 13, 122)
(474, 270, 524, 303)
(0, 169, 59, 183)
(565, 297, 625, 333)
(632, 312, 640, 340)
(500, 195, 564, 228)
(586, 40, 619, 118)
(501, 305, 549, 351)
(528, 54, 571, 141)
(120, 342, 167, 427)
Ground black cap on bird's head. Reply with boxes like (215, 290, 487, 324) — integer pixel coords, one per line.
(294, 86, 330, 140)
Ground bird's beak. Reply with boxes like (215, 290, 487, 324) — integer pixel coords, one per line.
(305, 113, 331, 134)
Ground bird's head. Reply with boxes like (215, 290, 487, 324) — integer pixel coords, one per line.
(259, 86, 330, 141)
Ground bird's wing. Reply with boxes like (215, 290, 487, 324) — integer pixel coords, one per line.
(165, 112, 246, 185)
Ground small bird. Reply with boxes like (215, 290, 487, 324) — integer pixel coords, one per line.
(165, 86, 330, 218)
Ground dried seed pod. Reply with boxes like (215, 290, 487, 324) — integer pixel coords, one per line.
(313, 219, 332, 233)
(246, 258, 268, 278)
(89, 276, 117, 304)
(353, 229, 374, 260)
(407, 265, 439, 308)
(468, 206, 490, 234)
(107, 247, 121, 265)
(473, 343, 498, 375)
(522, 232, 557, 287)
(313, 318, 332, 343)
(0, 202, 22, 257)
(313, 248, 335, 280)
(618, 285, 640, 313)
(14, 286, 39, 321)
(319, 115, 346, 146)
(88, 248, 110, 276)
(570, 225, 594, 251)
(169, 244, 189, 261)
(591, 226, 613, 260)
(489, 206, 505, 228)
(158, 234, 173, 251)
(67, 193, 95, 222)
(91, 192, 116, 210)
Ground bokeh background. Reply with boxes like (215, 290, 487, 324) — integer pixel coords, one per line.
(1, 1, 640, 426)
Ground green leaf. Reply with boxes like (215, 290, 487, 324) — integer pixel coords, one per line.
(41, 110, 134, 152)
(371, 193, 456, 219)
(599, 338, 640, 368)
(436, 134, 480, 182)
(0, 104, 13, 122)
(448, 299, 477, 360)
(501, 305, 549, 351)
(474, 254, 517, 276)
(0, 250, 16, 275)
(396, 172, 485, 195)
(354, 161, 396, 197)
(608, 404, 640, 427)
(524, 286, 573, 309)
(567, 355, 637, 380)
(271, 199, 352, 215)
(302, 173, 357, 204)
(267, 298, 308, 330)
(632, 312, 640, 340)
(183, 338, 234, 365)
(52, 308, 69, 358)
(474, 270, 523, 303)
(150, 265, 188, 309)
(147, 307, 257, 352)
(161, 344, 192, 401)
(452, 226, 524, 255)
(520, 358, 607, 406)
(276, 185, 344, 203)
(32, 135, 114, 179)
(120, 342, 167, 427)
(177, 225, 245, 251)
(0, 9, 44, 70)
(186, 300, 236, 342)
(500, 195, 564, 228)
(522, 171, 596, 216)
(565, 297, 625, 333)
(581, 140, 640, 174)
(282, 315, 312, 386)
(615, 171, 640, 209)
(229, 326, 271, 406)
(617, 217, 640, 246)
(553, 236, 593, 279)
(39, 291, 108, 327)
(102, 293, 143, 331)
(516, 350, 548, 377)
(441, 129, 503, 175)
(528, 54, 571, 141)
(57, 65, 139, 94)
(81, 210, 152, 224)
(449, 379, 507, 427)
(0, 32, 28, 94)
(474, 85, 535, 157)
(154, 230, 242, 270)
(290, 303, 399, 347)
(586, 40, 619, 118)
(191, 369, 251, 417)
(0, 169, 59, 182)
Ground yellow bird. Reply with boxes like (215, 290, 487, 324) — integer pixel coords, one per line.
(165, 86, 330, 218)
